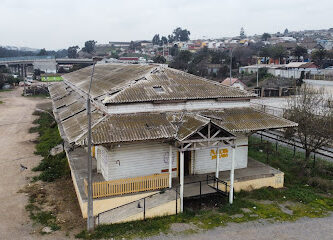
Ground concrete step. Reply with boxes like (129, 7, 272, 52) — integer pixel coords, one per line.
(97, 189, 177, 224)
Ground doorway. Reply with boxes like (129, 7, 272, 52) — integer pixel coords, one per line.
(178, 151, 192, 176)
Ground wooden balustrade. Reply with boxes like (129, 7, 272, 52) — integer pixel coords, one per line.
(84, 173, 169, 199)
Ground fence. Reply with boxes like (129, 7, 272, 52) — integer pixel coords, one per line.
(254, 130, 333, 163)
(250, 103, 285, 117)
(84, 173, 169, 199)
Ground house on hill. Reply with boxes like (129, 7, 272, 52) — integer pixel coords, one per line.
(221, 78, 246, 90)
(48, 63, 297, 224)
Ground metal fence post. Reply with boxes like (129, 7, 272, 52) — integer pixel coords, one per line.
(143, 198, 146, 220)
(199, 181, 202, 209)
(266, 142, 269, 163)
(175, 188, 178, 215)
(313, 153, 316, 168)
(293, 142, 296, 157)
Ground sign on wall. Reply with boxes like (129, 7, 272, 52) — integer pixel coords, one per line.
(210, 148, 228, 160)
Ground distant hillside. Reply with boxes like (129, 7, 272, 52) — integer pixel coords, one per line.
(0, 46, 67, 59)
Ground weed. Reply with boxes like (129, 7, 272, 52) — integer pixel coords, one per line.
(30, 111, 69, 182)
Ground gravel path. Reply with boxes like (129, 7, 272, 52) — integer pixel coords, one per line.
(0, 88, 67, 240)
(148, 214, 333, 240)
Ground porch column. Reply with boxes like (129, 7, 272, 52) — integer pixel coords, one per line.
(169, 145, 172, 188)
(180, 150, 184, 212)
(229, 145, 236, 204)
(215, 147, 220, 179)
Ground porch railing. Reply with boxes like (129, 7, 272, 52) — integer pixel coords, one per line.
(84, 173, 169, 199)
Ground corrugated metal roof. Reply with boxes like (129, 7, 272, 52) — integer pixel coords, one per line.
(199, 108, 298, 132)
(172, 113, 210, 141)
(62, 64, 156, 99)
(58, 99, 86, 121)
(62, 110, 104, 143)
(48, 82, 71, 100)
(53, 90, 82, 109)
(89, 113, 176, 145)
(103, 68, 255, 104)
(76, 108, 297, 145)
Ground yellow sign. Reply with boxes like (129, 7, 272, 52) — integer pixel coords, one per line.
(210, 149, 228, 160)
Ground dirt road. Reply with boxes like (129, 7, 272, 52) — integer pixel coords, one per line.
(151, 214, 333, 240)
(0, 88, 66, 240)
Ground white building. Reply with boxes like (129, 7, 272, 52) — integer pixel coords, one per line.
(49, 64, 296, 224)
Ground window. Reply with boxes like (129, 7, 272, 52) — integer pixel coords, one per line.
(153, 86, 165, 93)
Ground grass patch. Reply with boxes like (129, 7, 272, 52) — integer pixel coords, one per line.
(0, 100, 3, 104)
(30, 111, 69, 182)
(41, 76, 63, 82)
(23, 185, 61, 232)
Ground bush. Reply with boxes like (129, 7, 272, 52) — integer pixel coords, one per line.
(32, 152, 70, 182)
(308, 177, 333, 192)
(30, 111, 69, 182)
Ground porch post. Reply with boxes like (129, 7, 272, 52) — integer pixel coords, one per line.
(169, 145, 172, 188)
(180, 150, 184, 212)
(215, 147, 220, 179)
(229, 145, 236, 204)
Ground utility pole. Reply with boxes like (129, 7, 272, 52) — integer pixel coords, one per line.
(87, 61, 96, 231)
(229, 48, 233, 86)
(256, 55, 259, 87)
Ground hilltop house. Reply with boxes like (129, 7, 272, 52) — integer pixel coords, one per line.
(49, 64, 296, 224)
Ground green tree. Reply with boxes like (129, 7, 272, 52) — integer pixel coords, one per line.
(293, 46, 308, 61)
(284, 28, 289, 35)
(261, 33, 271, 41)
(173, 27, 191, 42)
(311, 49, 327, 68)
(82, 40, 97, 53)
(38, 48, 47, 56)
(259, 46, 271, 64)
(168, 34, 175, 43)
(169, 50, 192, 70)
(284, 85, 333, 161)
(170, 44, 179, 57)
(240, 27, 246, 39)
(161, 36, 168, 45)
(153, 55, 166, 63)
(67, 46, 79, 58)
(152, 34, 160, 45)
(270, 45, 287, 64)
(188, 47, 210, 76)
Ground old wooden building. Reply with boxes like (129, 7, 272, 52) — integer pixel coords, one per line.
(48, 63, 297, 224)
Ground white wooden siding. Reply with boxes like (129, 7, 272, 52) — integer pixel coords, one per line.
(99, 146, 110, 180)
(107, 100, 250, 114)
(193, 137, 248, 174)
(102, 142, 178, 181)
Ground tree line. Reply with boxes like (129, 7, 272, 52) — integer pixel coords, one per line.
(152, 27, 190, 46)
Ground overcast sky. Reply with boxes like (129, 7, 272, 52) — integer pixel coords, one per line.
(0, 0, 332, 50)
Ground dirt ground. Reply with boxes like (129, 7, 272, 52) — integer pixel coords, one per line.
(0, 88, 83, 240)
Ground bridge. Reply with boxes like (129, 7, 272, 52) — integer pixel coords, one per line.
(0, 56, 94, 76)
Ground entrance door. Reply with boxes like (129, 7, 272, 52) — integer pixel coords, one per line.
(178, 151, 192, 176)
